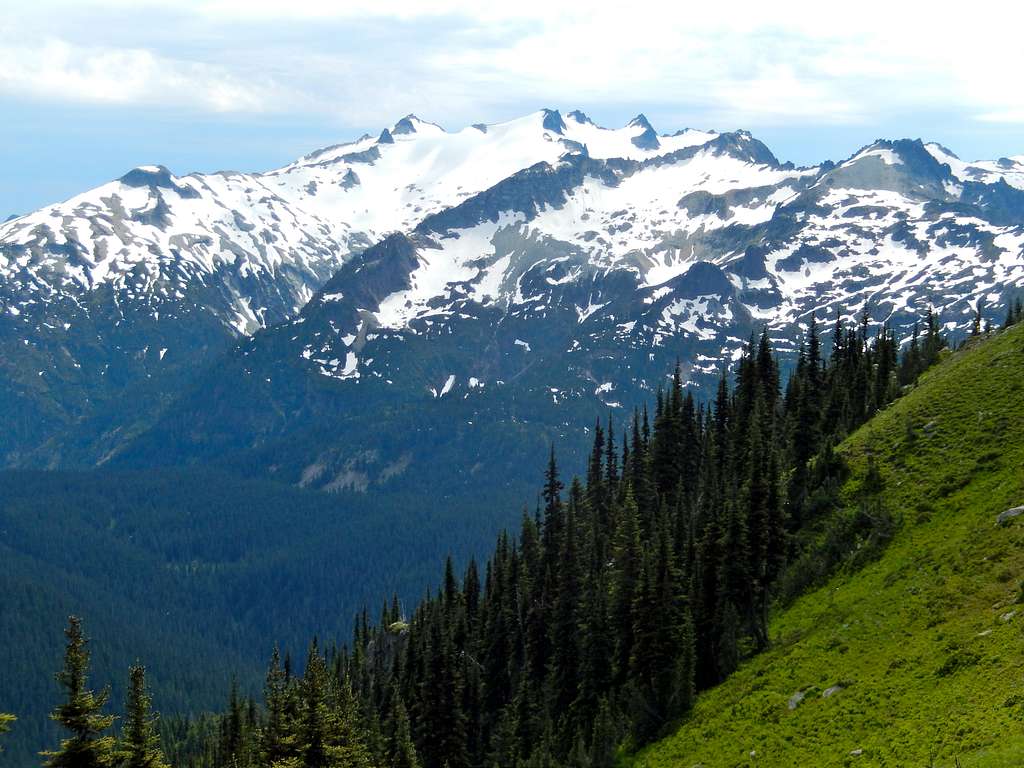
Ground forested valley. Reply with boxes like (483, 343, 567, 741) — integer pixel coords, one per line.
(2, 304, 1000, 768)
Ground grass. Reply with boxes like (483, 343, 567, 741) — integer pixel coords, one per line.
(628, 323, 1024, 767)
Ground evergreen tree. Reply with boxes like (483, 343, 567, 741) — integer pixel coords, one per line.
(462, 559, 480, 629)
(550, 479, 585, 738)
(44, 616, 117, 768)
(922, 306, 945, 368)
(899, 321, 921, 384)
(610, 489, 642, 685)
(1005, 297, 1023, 329)
(218, 678, 251, 768)
(261, 646, 296, 766)
(118, 666, 169, 768)
(388, 693, 420, 768)
(588, 700, 617, 768)
(296, 641, 374, 768)
(0, 713, 15, 753)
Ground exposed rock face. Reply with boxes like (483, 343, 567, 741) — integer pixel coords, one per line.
(996, 506, 1023, 525)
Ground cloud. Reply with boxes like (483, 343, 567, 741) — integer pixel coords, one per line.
(0, 37, 287, 112)
(975, 110, 1024, 125)
(1, 0, 1023, 130)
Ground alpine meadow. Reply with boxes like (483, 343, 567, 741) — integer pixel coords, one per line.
(2, 3, 1024, 767)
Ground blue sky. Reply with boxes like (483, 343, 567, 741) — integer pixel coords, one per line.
(3, 0, 1024, 217)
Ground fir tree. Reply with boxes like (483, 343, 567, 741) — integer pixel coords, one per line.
(261, 646, 296, 766)
(899, 321, 921, 384)
(610, 489, 642, 685)
(118, 665, 169, 768)
(550, 479, 585, 737)
(294, 641, 373, 768)
(922, 306, 945, 368)
(219, 678, 251, 768)
(44, 616, 117, 768)
(388, 693, 420, 768)
(0, 713, 15, 753)
(588, 700, 617, 768)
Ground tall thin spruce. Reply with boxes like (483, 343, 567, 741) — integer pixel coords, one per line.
(43, 616, 116, 768)
(118, 665, 169, 768)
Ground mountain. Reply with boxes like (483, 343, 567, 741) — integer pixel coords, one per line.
(0, 109, 716, 465)
(632, 320, 1024, 766)
(8, 112, 1023, 476)
(110, 127, 1024, 501)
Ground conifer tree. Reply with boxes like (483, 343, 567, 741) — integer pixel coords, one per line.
(922, 306, 945, 368)
(588, 700, 617, 768)
(462, 560, 480, 629)
(899, 321, 921, 384)
(0, 713, 15, 753)
(219, 678, 252, 768)
(572, 559, 611, 733)
(44, 616, 117, 768)
(388, 692, 419, 768)
(1005, 297, 1023, 328)
(261, 646, 296, 766)
(551, 479, 585, 735)
(118, 666, 169, 768)
(610, 489, 642, 685)
(294, 641, 374, 768)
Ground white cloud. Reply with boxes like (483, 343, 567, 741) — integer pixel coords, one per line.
(1, 0, 1023, 129)
(0, 37, 287, 112)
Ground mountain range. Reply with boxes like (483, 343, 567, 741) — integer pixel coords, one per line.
(2, 108, 1023, 491)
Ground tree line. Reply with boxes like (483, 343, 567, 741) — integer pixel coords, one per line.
(6, 307, 969, 768)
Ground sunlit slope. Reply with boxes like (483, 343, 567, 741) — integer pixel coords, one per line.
(632, 322, 1024, 767)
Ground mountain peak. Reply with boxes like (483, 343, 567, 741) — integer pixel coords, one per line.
(567, 109, 593, 125)
(377, 128, 395, 144)
(627, 114, 659, 150)
(392, 115, 420, 135)
(392, 114, 445, 136)
(824, 137, 954, 196)
(541, 109, 567, 134)
(119, 164, 176, 188)
(628, 113, 654, 131)
(117, 164, 200, 200)
(705, 131, 778, 166)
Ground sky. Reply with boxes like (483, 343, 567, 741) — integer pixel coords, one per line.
(3, 0, 1024, 216)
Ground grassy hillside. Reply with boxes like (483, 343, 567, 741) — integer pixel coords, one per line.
(631, 323, 1024, 767)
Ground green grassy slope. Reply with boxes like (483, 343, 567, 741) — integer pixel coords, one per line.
(632, 323, 1024, 767)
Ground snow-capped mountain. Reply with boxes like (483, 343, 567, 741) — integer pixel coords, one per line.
(0, 109, 716, 331)
(2, 109, 1023, 475)
(234, 133, 1024, 399)
(0, 110, 718, 463)
(109, 122, 1024, 498)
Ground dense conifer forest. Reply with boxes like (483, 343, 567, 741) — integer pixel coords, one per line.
(2, 305, 997, 768)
